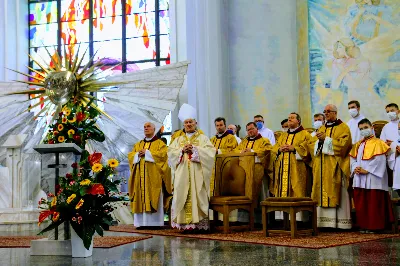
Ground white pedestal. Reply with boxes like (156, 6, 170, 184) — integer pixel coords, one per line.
(30, 238, 72, 256)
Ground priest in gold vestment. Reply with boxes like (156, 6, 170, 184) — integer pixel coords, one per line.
(168, 104, 216, 231)
(210, 117, 238, 196)
(272, 113, 311, 221)
(128, 122, 171, 228)
(234, 122, 272, 222)
(309, 104, 352, 229)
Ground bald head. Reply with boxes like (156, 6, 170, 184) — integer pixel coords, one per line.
(227, 124, 237, 134)
(323, 104, 338, 122)
(144, 122, 156, 138)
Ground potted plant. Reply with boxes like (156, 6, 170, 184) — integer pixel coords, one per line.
(37, 151, 126, 257)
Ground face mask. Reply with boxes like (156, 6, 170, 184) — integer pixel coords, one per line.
(387, 112, 398, 121)
(282, 128, 288, 132)
(348, 108, 358, 118)
(226, 129, 234, 135)
(256, 122, 263, 130)
(313, 121, 323, 129)
(360, 128, 373, 138)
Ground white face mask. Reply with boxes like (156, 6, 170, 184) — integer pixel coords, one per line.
(348, 108, 358, 118)
(387, 111, 398, 121)
(360, 128, 373, 138)
(313, 120, 323, 129)
(282, 128, 288, 132)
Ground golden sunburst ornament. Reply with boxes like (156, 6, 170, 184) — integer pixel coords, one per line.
(6, 44, 124, 121)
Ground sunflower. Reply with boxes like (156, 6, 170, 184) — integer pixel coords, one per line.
(79, 179, 91, 186)
(107, 159, 119, 168)
(68, 129, 75, 135)
(75, 199, 84, 210)
(58, 136, 65, 143)
(68, 116, 76, 123)
(64, 108, 71, 116)
(66, 194, 76, 204)
(92, 163, 103, 173)
(50, 196, 57, 207)
(57, 124, 64, 131)
(62, 117, 67, 123)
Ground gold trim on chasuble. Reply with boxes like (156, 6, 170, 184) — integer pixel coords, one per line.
(280, 134, 295, 197)
(140, 141, 152, 211)
(179, 132, 201, 224)
(321, 127, 332, 207)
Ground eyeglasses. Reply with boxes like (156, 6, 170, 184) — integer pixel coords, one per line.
(323, 110, 336, 114)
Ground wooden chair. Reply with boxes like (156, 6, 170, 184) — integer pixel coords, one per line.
(372, 120, 388, 139)
(261, 197, 318, 239)
(305, 128, 315, 134)
(209, 152, 256, 234)
(274, 131, 283, 141)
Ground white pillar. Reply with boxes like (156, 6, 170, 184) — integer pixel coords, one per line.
(170, 0, 230, 136)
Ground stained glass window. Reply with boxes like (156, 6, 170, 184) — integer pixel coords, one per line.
(29, 0, 170, 72)
(28, 0, 171, 134)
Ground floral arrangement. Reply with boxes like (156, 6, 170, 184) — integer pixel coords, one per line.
(43, 99, 105, 148)
(38, 151, 126, 249)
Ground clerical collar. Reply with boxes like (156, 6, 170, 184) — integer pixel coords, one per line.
(186, 131, 197, 138)
(390, 119, 400, 124)
(216, 131, 229, 139)
(144, 135, 158, 142)
(288, 126, 304, 134)
(247, 134, 262, 141)
(325, 119, 343, 128)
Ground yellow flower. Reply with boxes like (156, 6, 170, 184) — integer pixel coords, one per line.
(67, 194, 76, 204)
(64, 108, 71, 116)
(80, 179, 91, 186)
(68, 129, 75, 135)
(51, 196, 57, 207)
(62, 117, 67, 123)
(92, 163, 103, 173)
(52, 212, 60, 222)
(107, 159, 119, 168)
(68, 116, 76, 123)
(58, 136, 65, 143)
(75, 199, 84, 210)
(58, 124, 64, 131)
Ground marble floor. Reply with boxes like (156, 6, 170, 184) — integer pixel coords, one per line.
(0, 230, 400, 266)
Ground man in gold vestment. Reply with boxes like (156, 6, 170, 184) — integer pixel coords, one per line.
(210, 117, 238, 196)
(272, 112, 311, 197)
(128, 122, 171, 228)
(310, 104, 352, 229)
(168, 104, 216, 231)
(272, 113, 311, 221)
(234, 122, 272, 222)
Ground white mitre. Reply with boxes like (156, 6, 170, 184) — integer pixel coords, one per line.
(178, 103, 197, 122)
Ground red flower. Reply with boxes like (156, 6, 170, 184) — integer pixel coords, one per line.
(38, 210, 53, 226)
(71, 163, 78, 169)
(55, 185, 61, 194)
(76, 112, 86, 122)
(48, 140, 54, 144)
(73, 134, 81, 142)
(66, 173, 73, 179)
(87, 184, 105, 195)
(88, 152, 102, 166)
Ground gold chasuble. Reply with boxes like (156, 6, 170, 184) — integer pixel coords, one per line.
(128, 137, 171, 214)
(309, 119, 352, 229)
(168, 131, 216, 230)
(271, 126, 311, 198)
(170, 129, 204, 144)
(209, 132, 238, 196)
(234, 134, 272, 198)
